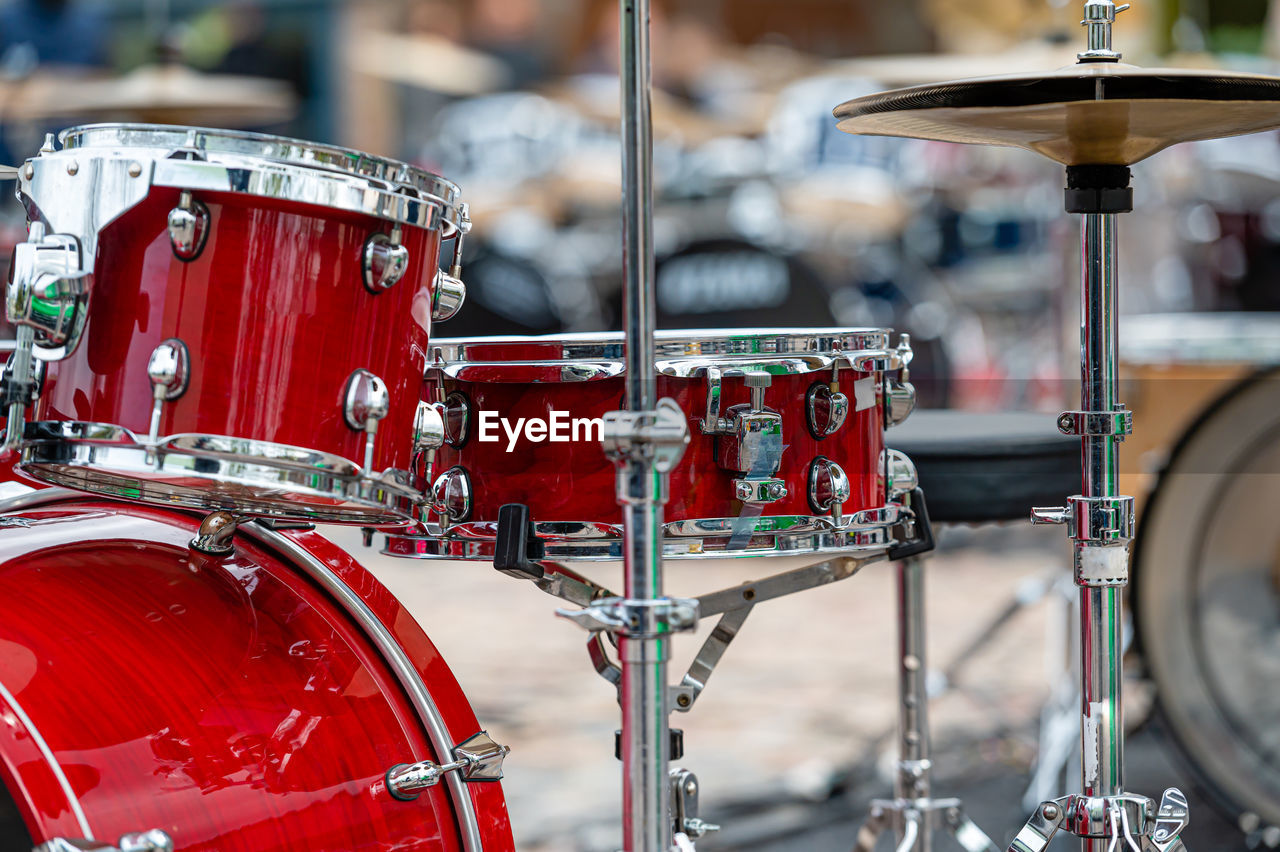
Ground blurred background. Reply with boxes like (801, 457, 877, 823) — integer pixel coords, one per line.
(4, 0, 1280, 849)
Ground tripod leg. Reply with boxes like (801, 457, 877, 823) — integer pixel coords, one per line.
(853, 804, 892, 852)
(943, 806, 1001, 852)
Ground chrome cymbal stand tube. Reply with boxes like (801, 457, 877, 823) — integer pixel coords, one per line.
(557, 0, 694, 849)
(855, 555, 1000, 852)
(1011, 4, 1189, 850)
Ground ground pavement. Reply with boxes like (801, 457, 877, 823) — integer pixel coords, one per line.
(325, 525, 1251, 851)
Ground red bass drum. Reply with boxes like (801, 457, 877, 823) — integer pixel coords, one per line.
(0, 492, 513, 852)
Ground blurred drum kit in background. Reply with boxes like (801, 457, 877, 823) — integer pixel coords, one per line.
(0, 1, 1278, 851)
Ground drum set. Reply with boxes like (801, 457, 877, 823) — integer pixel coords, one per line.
(0, 0, 1278, 850)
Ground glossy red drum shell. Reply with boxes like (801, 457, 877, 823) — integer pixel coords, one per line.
(35, 189, 442, 473)
(0, 499, 513, 851)
(437, 372, 885, 525)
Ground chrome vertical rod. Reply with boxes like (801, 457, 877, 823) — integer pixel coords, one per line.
(1078, 211, 1124, 852)
(896, 556, 933, 851)
(617, 0, 670, 848)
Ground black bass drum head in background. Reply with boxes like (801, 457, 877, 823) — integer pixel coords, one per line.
(649, 239, 835, 329)
(437, 240, 568, 337)
(1134, 367, 1280, 831)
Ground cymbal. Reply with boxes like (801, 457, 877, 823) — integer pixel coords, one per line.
(834, 62, 1280, 166)
(17, 64, 295, 127)
(348, 31, 509, 97)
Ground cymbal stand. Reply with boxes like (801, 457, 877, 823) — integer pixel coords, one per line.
(1011, 4, 1189, 850)
(553, 0, 695, 849)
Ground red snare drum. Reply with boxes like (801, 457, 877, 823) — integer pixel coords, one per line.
(387, 328, 918, 560)
(0, 491, 513, 851)
(9, 124, 468, 523)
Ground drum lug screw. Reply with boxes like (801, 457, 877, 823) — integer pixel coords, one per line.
(806, 381, 850, 437)
(808, 456, 851, 526)
(146, 338, 190, 454)
(167, 190, 210, 262)
(432, 202, 469, 322)
(384, 730, 510, 800)
(362, 225, 409, 293)
(343, 368, 390, 474)
(190, 511, 242, 556)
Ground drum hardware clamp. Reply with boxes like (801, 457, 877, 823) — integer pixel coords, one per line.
(670, 767, 720, 841)
(707, 373, 788, 504)
(4, 220, 91, 448)
(1010, 788, 1189, 852)
(432, 201, 470, 322)
(1056, 408, 1132, 439)
(382, 730, 510, 801)
(602, 396, 691, 473)
(190, 511, 244, 556)
(884, 333, 917, 430)
(36, 829, 174, 852)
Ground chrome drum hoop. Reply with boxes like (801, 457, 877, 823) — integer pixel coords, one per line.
(55, 123, 466, 235)
(381, 505, 907, 561)
(18, 422, 421, 524)
(0, 488, 486, 852)
(429, 327, 899, 382)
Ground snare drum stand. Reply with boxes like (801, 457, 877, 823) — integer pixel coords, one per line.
(1009, 4, 1189, 850)
(553, 1, 697, 849)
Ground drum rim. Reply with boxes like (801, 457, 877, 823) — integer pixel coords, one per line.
(382, 504, 905, 561)
(61, 122, 461, 202)
(39, 123, 466, 236)
(17, 421, 421, 524)
(1133, 366, 1280, 826)
(430, 327, 896, 378)
(0, 488, 490, 851)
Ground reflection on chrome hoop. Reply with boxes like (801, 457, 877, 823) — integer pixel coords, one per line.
(18, 422, 420, 524)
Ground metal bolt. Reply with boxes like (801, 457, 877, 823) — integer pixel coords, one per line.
(736, 482, 753, 500)
(684, 779, 697, 796)
(676, 694, 691, 708)
(948, 807, 961, 823)
(1042, 802, 1060, 820)
(1059, 414, 1073, 430)
(22, 163, 33, 180)
(767, 482, 786, 500)
(903, 654, 921, 672)
(905, 732, 920, 745)
(128, 162, 143, 178)
(66, 160, 78, 176)
(742, 588, 755, 601)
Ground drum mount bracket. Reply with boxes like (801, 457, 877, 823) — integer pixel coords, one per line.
(601, 396, 690, 472)
(1009, 788, 1190, 852)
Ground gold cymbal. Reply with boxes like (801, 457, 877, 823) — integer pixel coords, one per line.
(22, 64, 295, 127)
(834, 63, 1280, 166)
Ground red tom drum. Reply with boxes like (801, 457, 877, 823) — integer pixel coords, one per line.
(387, 328, 920, 560)
(9, 124, 469, 524)
(0, 492, 513, 852)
